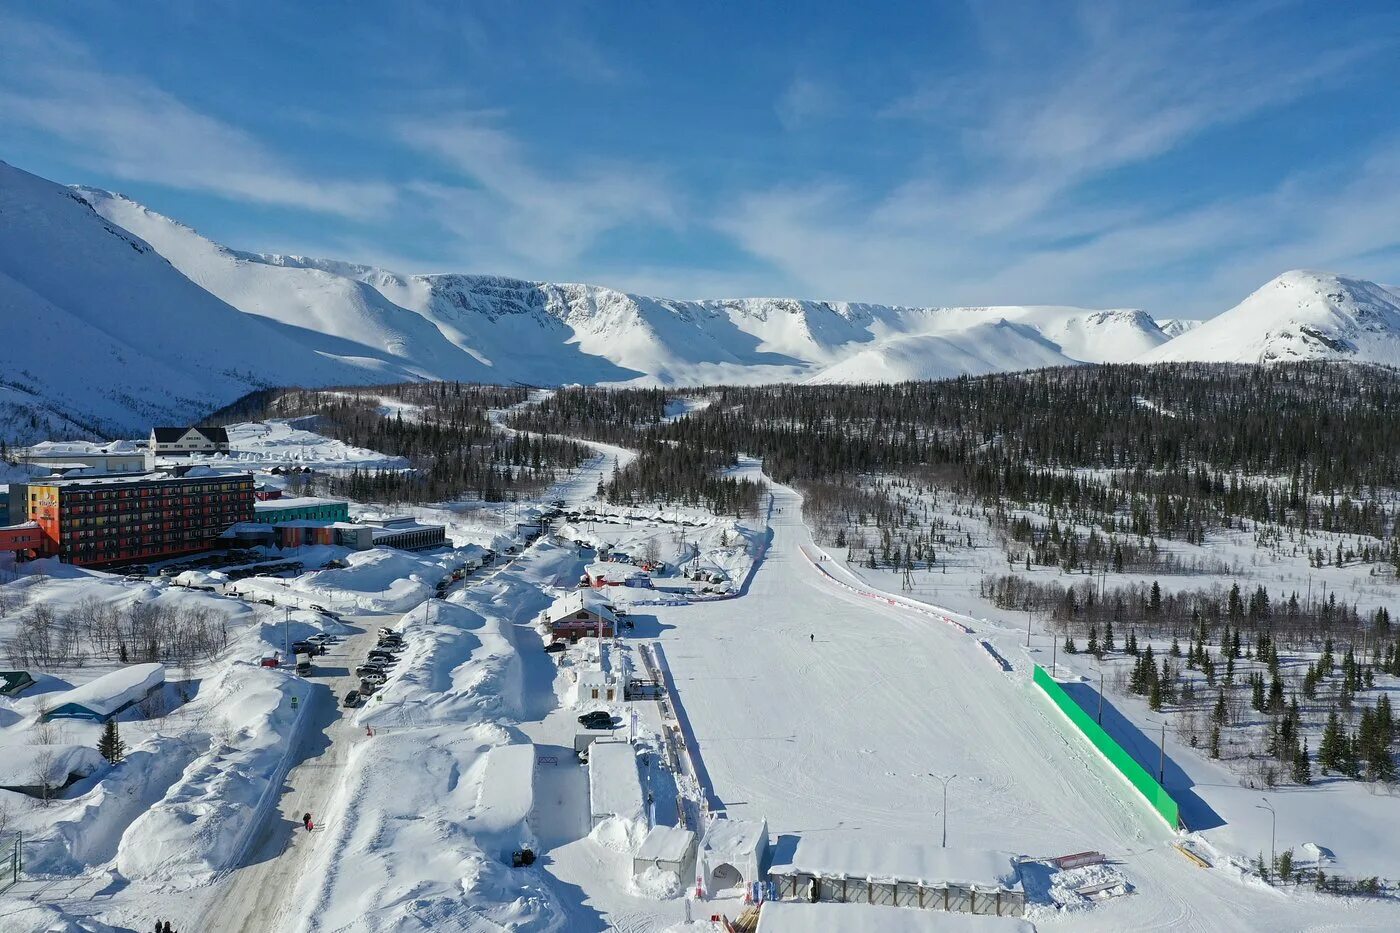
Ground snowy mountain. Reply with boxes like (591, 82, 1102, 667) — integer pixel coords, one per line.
(1137, 271, 1400, 366)
(24, 158, 1389, 442)
(1158, 318, 1204, 338)
(0, 162, 388, 443)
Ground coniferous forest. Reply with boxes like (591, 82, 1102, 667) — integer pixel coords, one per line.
(210, 383, 590, 503)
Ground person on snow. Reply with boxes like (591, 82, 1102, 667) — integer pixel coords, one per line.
(809, 633, 814, 643)
(302, 812, 314, 831)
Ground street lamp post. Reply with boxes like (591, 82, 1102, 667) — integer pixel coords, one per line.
(1025, 611, 1032, 648)
(1156, 720, 1167, 784)
(928, 773, 957, 848)
(1256, 797, 1276, 870)
(1097, 665, 1105, 724)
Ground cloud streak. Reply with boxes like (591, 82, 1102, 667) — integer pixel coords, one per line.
(0, 15, 394, 218)
(398, 114, 679, 270)
(727, 0, 1398, 315)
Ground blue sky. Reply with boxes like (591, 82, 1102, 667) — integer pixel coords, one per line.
(1, 1, 1397, 318)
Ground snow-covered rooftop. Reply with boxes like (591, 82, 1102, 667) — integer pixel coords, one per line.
(27, 470, 250, 489)
(770, 835, 1018, 889)
(635, 825, 696, 864)
(585, 561, 647, 581)
(0, 744, 105, 788)
(588, 740, 643, 822)
(700, 818, 768, 860)
(46, 663, 165, 718)
(547, 590, 618, 625)
(254, 496, 346, 511)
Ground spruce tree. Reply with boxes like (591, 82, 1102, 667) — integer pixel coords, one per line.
(1293, 738, 1312, 785)
(98, 719, 125, 765)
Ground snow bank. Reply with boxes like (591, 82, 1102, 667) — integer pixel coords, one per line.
(756, 901, 1033, 933)
(293, 725, 566, 933)
(0, 744, 104, 789)
(115, 662, 310, 884)
(771, 835, 1019, 889)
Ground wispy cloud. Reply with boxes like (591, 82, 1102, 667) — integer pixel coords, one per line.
(0, 14, 394, 218)
(776, 76, 838, 131)
(724, 1, 1398, 314)
(399, 114, 679, 269)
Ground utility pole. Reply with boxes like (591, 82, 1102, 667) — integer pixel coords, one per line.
(1026, 611, 1032, 648)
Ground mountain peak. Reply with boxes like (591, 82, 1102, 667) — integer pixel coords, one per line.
(1140, 269, 1400, 365)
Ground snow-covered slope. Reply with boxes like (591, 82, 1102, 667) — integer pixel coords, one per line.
(76, 188, 490, 383)
(1139, 271, 1400, 365)
(1157, 318, 1204, 338)
(0, 161, 384, 442)
(806, 320, 1079, 384)
(29, 159, 1385, 443)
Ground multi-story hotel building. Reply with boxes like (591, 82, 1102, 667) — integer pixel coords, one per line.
(9, 472, 254, 566)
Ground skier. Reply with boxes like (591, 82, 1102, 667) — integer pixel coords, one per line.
(809, 633, 814, 643)
(302, 812, 314, 831)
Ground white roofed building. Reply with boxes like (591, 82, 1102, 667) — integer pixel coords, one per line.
(44, 663, 165, 721)
(700, 817, 769, 895)
(544, 590, 618, 640)
(632, 825, 697, 884)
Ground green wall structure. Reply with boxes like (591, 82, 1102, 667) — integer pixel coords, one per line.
(252, 499, 350, 525)
(1033, 664, 1181, 830)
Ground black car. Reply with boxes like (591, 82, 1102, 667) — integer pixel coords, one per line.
(343, 690, 362, 708)
(291, 641, 327, 656)
(577, 710, 614, 729)
(356, 663, 389, 677)
(543, 641, 566, 653)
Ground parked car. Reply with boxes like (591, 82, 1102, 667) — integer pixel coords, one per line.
(544, 641, 567, 654)
(343, 690, 362, 708)
(257, 598, 276, 606)
(359, 679, 379, 695)
(577, 710, 614, 729)
(307, 633, 334, 645)
(309, 604, 329, 614)
(260, 656, 280, 668)
(367, 648, 398, 661)
(356, 664, 389, 677)
(291, 641, 326, 656)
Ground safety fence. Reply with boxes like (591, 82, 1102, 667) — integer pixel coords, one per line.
(798, 547, 975, 635)
(1032, 664, 1180, 829)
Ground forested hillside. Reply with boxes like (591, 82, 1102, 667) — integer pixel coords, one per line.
(211, 383, 590, 503)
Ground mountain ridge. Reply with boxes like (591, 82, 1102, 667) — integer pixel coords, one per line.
(1, 159, 1396, 442)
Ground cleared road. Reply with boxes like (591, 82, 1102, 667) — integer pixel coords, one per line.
(198, 613, 397, 933)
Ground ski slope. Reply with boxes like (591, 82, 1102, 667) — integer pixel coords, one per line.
(647, 470, 1400, 931)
